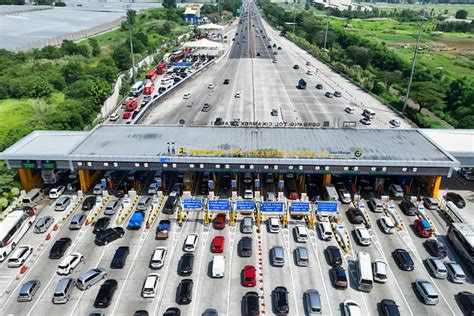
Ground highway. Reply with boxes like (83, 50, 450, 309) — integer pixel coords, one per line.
(142, 1, 410, 129)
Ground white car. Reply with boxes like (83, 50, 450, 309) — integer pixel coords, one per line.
(360, 117, 372, 125)
(379, 216, 396, 234)
(208, 83, 215, 89)
(306, 70, 313, 75)
(147, 183, 158, 195)
(150, 247, 167, 269)
(343, 299, 362, 316)
(389, 119, 401, 128)
(183, 233, 199, 252)
(235, 92, 241, 98)
(344, 107, 355, 114)
(354, 227, 371, 246)
(109, 113, 120, 121)
(142, 273, 160, 298)
(57, 253, 84, 275)
(49, 185, 66, 199)
(243, 189, 253, 199)
(183, 93, 191, 99)
(7, 245, 33, 268)
(93, 184, 103, 195)
(372, 259, 388, 283)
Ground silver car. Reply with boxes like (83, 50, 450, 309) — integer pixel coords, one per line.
(69, 214, 86, 230)
(34, 216, 54, 234)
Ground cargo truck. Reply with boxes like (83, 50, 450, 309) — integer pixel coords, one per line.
(156, 220, 171, 240)
(127, 211, 144, 230)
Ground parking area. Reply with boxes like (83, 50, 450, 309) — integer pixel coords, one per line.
(1, 168, 473, 316)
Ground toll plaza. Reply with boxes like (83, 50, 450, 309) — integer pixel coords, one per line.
(0, 125, 464, 230)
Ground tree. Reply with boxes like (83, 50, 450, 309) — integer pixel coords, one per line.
(376, 70, 402, 89)
(88, 38, 101, 57)
(455, 9, 468, 19)
(161, 21, 173, 34)
(62, 61, 83, 84)
(127, 10, 137, 25)
(112, 47, 132, 71)
(410, 81, 446, 113)
(346, 45, 372, 69)
(27, 78, 53, 98)
(162, 0, 176, 9)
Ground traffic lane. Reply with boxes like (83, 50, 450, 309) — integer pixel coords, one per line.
(287, 221, 332, 315)
(258, 14, 411, 129)
(194, 218, 231, 314)
(0, 202, 89, 315)
(227, 58, 254, 123)
(228, 217, 259, 315)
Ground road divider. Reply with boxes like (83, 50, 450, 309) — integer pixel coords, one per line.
(385, 203, 405, 231)
(332, 221, 351, 254)
(116, 195, 139, 226)
(60, 195, 84, 224)
(146, 196, 165, 229)
(85, 196, 110, 226)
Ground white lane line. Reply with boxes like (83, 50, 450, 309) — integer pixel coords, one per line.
(110, 228, 152, 315)
(190, 221, 209, 315)
(283, 226, 299, 316)
(226, 225, 236, 316)
(308, 227, 333, 316)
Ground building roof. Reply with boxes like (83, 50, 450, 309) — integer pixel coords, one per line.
(183, 38, 223, 49)
(0, 125, 458, 170)
(197, 23, 224, 31)
(421, 129, 474, 167)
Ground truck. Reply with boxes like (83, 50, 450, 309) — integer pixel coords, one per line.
(127, 211, 144, 230)
(414, 218, 433, 238)
(145, 69, 157, 82)
(41, 169, 63, 184)
(211, 255, 225, 278)
(156, 63, 167, 75)
(125, 99, 138, 112)
(156, 220, 171, 240)
(297, 79, 307, 90)
(143, 82, 154, 95)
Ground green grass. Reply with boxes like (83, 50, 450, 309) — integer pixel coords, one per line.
(0, 98, 35, 144)
(372, 3, 474, 18)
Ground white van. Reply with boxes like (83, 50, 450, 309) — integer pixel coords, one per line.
(131, 81, 145, 96)
(318, 221, 333, 241)
(268, 217, 280, 233)
(363, 108, 376, 119)
(325, 185, 338, 201)
(22, 189, 43, 206)
(212, 255, 225, 278)
(294, 225, 308, 243)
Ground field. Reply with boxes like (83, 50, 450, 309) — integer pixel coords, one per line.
(0, 98, 35, 145)
(373, 3, 474, 18)
(329, 17, 474, 82)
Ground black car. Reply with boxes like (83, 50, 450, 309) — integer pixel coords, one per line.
(457, 291, 474, 315)
(163, 308, 181, 316)
(445, 192, 466, 209)
(214, 117, 224, 126)
(239, 237, 252, 257)
(132, 110, 139, 119)
(178, 253, 194, 276)
(272, 286, 289, 315)
(293, 65, 299, 69)
(114, 185, 126, 198)
(111, 246, 130, 269)
(315, 84, 323, 90)
(267, 44, 271, 48)
(163, 195, 178, 214)
(330, 267, 348, 289)
(380, 299, 400, 316)
(273, 44, 276, 48)
(94, 227, 125, 246)
(223, 79, 230, 84)
(93, 279, 118, 308)
(49, 237, 72, 259)
(392, 249, 414, 271)
(93, 217, 111, 234)
(176, 279, 193, 305)
(326, 246, 342, 267)
(399, 201, 417, 216)
(133, 311, 149, 316)
(82, 196, 96, 211)
(256, 52, 260, 56)
(347, 208, 364, 224)
(277, 46, 282, 50)
(243, 291, 260, 316)
(424, 239, 447, 258)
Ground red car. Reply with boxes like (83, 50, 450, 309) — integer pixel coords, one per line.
(243, 265, 256, 287)
(214, 213, 226, 230)
(211, 236, 225, 253)
(122, 112, 131, 119)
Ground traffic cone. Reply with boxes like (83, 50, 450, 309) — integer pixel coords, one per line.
(53, 224, 58, 231)
(45, 233, 51, 241)
(20, 266, 27, 274)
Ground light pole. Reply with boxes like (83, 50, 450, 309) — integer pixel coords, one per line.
(127, 4, 136, 83)
(402, 12, 425, 115)
(323, 0, 331, 50)
(292, 0, 296, 33)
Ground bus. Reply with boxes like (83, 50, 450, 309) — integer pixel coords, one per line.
(356, 251, 373, 292)
(447, 223, 474, 273)
(0, 207, 36, 262)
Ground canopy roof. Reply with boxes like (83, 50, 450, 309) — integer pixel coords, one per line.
(197, 23, 224, 31)
(183, 38, 223, 49)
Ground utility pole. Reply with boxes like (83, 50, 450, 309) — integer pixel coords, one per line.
(127, 4, 136, 83)
(323, 0, 330, 50)
(402, 12, 425, 115)
(292, 0, 296, 33)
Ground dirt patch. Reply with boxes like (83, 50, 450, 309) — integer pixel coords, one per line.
(438, 37, 474, 53)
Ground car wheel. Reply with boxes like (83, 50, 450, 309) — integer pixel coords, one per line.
(87, 284, 91, 290)
(80, 257, 84, 262)
(12, 243, 16, 250)
(104, 241, 109, 245)
(103, 274, 107, 279)
(120, 233, 124, 238)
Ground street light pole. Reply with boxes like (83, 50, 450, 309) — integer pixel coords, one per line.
(323, 0, 330, 50)
(402, 12, 425, 115)
(292, 0, 296, 33)
(127, 5, 136, 83)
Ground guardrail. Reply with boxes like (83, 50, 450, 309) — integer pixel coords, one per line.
(134, 58, 216, 124)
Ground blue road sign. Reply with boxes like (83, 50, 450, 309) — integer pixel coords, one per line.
(100, 178, 107, 188)
(290, 202, 310, 214)
(183, 199, 202, 210)
(160, 157, 171, 163)
(255, 179, 260, 188)
(208, 199, 230, 211)
(261, 202, 284, 213)
(278, 180, 284, 189)
(208, 180, 214, 191)
(317, 201, 338, 213)
(236, 200, 255, 211)
(231, 179, 237, 189)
